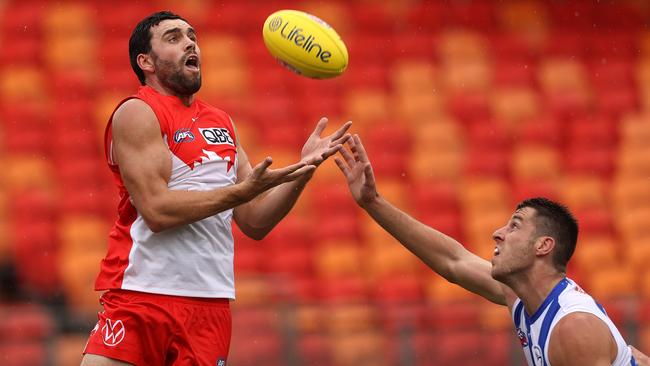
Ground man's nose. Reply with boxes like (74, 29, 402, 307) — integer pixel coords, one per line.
(492, 227, 505, 242)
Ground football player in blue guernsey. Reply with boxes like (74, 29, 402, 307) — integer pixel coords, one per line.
(335, 135, 648, 366)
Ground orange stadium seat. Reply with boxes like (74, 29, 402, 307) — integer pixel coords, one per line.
(511, 144, 560, 181)
(573, 236, 619, 279)
(619, 112, 650, 149)
(587, 266, 637, 301)
(625, 239, 650, 275)
(330, 330, 388, 366)
(324, 303, 378, 334)
(612, 176, 650, 216)
(615, 207, 650, 245)
(314, 241, 363, 279)
(53, 334, 87, 366)
(616, 148, 650, 178)
(424, 274, 481, 304)
(561, 175, 609, 210)
(0, 66, 48, 103)
(342, 89, 391, 130)
(491, 86, 540, 129)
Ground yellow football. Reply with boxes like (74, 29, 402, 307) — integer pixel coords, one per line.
(262, 10, 348, 79)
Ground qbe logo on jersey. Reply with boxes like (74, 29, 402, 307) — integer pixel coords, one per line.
(199, 128, 234, 146)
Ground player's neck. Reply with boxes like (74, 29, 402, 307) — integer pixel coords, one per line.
(508, 269, 565, 317)
(145, 79, 194, 107)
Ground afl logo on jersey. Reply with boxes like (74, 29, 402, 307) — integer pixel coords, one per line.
(199, 128, 235, 146)
(174, 128, 195, 143)
(516, 328, 528, 347)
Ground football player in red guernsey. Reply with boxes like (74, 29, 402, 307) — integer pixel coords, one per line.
(81, 11, 350, 366)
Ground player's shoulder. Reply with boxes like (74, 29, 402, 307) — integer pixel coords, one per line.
(112, 98, 160, 137)
(557, 280, 597, 311)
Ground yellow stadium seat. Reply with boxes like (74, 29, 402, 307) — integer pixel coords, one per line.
(366, 245, 423, 279)
(59, 252, 103, 316)
(612, 177, 650, 216)
(314, 241, 363, 279)
(424, 273, 481, 304)
(410, 148, 465, 181)
(201, 65, 250, 98)
(391, 60, 437, 93)
(324, 303, 378, 334)
(491, 86, 540, 128)
(1, 155, 55, 190)
(625, 239, 650, 274)
(511, 144, 561, 181)
(343, 89, 391, 128)
(616, 206, 650, 244)
(459, 177, 511, 214)
(438, 30, 489, 63)
(616, 147, 650, 178)
(44, 2, 94, 35)
(0, 66, 48, 102)
(619, 112, 650, 150)
(59, 215, 109, 253)
(587, 266, 637, 301)
(53, 334, 87, 366)
(538, 58, 589, 94)
(200, 34, 247, 68)
(442, 59, 493, 93)
(478, 301, 512, 331)
(330, 330, 387, 366)
(393, 92, 444, 124)
(573, 236, 619, 277)
(561, 175, 608, 210)
(45, 35, 98, 71)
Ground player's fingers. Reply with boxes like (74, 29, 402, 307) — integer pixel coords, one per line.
(334, 157, 350, 176)
(274, 160, 308, 176)
(326, 121, 352, 141)
(339, 145, 355, 165)
(252, 157, 273, 175)
(311, 117, 329, 137)
(330, 133, 351, 147)
(353, 134, 371, 163)
(321, 144, 343, 160)
(283, 165, 317, 181)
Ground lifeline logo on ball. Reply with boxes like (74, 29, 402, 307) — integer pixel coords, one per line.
(268, 16, 282, 32)
(267, 16, 332, 62)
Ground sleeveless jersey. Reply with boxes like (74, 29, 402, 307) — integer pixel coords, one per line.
(512, 277, 635, 366)
(95, 85, 238, 298)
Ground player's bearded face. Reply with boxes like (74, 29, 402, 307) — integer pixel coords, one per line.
(152, 51, 201, 95)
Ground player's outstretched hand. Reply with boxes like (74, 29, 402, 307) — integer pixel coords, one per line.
(241, 157, 316, 199)
(300, 117, 352, 168)
(334, 134, 379, 208)
(631, 346, 650, 366)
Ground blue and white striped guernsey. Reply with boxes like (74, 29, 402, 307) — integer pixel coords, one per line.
(511, 277, 636, 366)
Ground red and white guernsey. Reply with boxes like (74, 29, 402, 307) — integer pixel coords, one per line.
(96, 86, 238, 299)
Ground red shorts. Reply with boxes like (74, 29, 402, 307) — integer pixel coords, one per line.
(83, 290, 231, 366)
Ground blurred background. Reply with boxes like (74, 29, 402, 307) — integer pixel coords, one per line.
(1, 0, 650, 365)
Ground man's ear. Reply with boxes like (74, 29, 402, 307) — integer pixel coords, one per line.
(137, 53, 154, 74)
(536, 236, 555, 257)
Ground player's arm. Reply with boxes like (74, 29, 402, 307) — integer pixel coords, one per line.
(112, 99, 314, 233)
(631, 346, 650, 365)
(335, 135, 512, 306)
(548, 312, 617, 366)
(234, 118, 351, 240)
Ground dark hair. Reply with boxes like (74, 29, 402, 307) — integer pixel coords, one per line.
(517, 197, 579, 272)
(129, 11, 188, 85)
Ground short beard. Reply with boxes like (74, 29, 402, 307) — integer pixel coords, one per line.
(153, 54, 201, 96)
